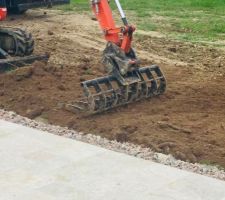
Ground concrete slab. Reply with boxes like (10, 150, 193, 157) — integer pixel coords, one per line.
(0, 120, 225, 200)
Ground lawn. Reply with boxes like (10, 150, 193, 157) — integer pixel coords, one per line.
(59, 0, 225, 44)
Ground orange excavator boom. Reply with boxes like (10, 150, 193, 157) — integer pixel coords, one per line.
(91, 0, 135, 54)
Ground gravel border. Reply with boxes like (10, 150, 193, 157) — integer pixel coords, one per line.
(1, 109, 225, 181)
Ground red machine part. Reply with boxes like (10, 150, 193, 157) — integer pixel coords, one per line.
(91, 0, 135, 54)
(0, 7, 7, 21)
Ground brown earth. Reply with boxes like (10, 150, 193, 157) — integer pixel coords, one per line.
(1, 10, 225, 167)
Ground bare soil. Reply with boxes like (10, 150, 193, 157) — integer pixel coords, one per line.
(1, 10, 225, 167)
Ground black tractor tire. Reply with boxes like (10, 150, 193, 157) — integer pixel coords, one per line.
(13, 29, 34, 56)
(0, 28, 34, 57)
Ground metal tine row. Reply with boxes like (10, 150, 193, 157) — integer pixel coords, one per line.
(82, 76, 120, 112)
(80, 65, 166, 113)
(139, 65, 166, 96)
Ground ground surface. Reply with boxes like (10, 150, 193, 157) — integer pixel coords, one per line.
(0, 10, 225, 167)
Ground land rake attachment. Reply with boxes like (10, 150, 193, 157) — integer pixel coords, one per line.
(67, 65, 166, 114)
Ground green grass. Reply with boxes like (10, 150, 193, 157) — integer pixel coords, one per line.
(200, 160, 225, 171)
(58, 0, 225, 44)
(58, 0, 89, 11)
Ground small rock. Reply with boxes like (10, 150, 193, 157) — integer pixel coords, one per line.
(48, 30, 54, 35)
(175, 151, 187, 161)
(148, 143, 162, 153)
(54, 72, 62, 78)
(34, 116, 49, 124)
(26, 108, 44, 119)
(221, 123, 225, 130)
(168, 47, 177, 53)
(36, 37, 43, 41)
(187, 153, 197, 163)
(163, 146, 170, 154)
(37, 85, 44, 90)
(67, 120, 76, 129)
(116, 132, 128, 143)
(121, 125, 138, 134)
(0, 91, 4, 96)
(81, 65, 89, 71)
(57, 84, 66, 91)
(32, 63, 46, 76)
(13, 67, 33, 81)
(161, 116, 170, 121)
(158, 142, 176, 149)
(80, 77, 86, 82)
(91, 16, 97, 21)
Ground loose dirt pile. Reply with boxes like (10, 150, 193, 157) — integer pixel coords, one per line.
(1, 10, 225, 167)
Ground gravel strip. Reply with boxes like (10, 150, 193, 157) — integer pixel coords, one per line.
(1, 109, 225, 181)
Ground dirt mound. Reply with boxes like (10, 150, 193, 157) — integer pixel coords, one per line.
(1, 10, 225, 168)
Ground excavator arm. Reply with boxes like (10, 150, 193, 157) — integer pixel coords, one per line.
(67, 0, 167, 114)
(91, 0, 140, 78)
